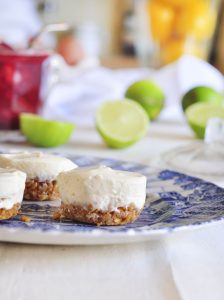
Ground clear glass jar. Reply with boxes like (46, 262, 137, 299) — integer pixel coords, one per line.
(134, 0, 220, 67)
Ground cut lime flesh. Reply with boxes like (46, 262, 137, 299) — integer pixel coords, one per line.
(186, 102, 224, 139)
(96, 100, 149, 148)
(20, 113, 75, 147)
(125, 80, 165, 120)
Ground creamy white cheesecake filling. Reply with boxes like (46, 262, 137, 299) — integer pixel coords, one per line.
(0, 168, 26, 209)
(57, 165, 147, 211)
(0, 152, 77, 181)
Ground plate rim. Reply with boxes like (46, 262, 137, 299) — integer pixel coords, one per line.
(0, 217, 224, 245)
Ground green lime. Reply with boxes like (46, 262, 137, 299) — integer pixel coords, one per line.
(96, 100, 149, 148)
(182, 86, 223, 111)
(186, 102, 224, 139)
(125, 80, 165, 120)
(20, 113, 75, 148)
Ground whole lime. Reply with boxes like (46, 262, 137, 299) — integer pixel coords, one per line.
(182, 86, 223, 111)
(20, 113, 75, 148)
(125, 80, 165, 120)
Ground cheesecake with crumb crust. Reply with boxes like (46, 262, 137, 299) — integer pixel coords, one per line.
(0, 168, 26, 219)
(0, 152, 77, 201)
(56, 165, 146, 225)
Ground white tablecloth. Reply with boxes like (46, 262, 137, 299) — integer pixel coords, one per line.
(0, 111, 224, 300)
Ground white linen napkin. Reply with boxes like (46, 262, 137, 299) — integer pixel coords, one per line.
(42, 55, 224, 127)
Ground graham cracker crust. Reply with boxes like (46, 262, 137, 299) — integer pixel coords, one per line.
(24, 179, 60, 201)
(54, 203, 141, 226)
(0, 203, 21, 220)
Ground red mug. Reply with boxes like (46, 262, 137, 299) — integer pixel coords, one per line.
(0, 50, 49, 129)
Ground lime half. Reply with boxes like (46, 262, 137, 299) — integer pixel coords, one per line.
(125, 80, 165, 120)
(186, 102, 224, 139)
(20, 113, 75, 147)
(96, 100, 149, 148)
(182, 86, 223, 111)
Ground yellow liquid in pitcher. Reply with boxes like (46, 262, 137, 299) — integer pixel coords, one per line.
(147, 0, 218, 65)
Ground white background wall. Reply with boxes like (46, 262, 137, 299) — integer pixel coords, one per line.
(41, 0, 124, 56)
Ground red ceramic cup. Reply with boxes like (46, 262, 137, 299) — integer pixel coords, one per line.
(0, 49, 49, 129)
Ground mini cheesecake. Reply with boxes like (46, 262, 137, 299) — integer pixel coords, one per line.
(0, 152, 77, 201)
(57, 165, 146, 225)
(0, 168, 26, 220)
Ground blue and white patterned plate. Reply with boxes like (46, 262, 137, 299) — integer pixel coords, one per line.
(0, 155, 224, 245)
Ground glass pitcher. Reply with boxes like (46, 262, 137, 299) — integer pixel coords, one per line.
(0, 49, 50, 129)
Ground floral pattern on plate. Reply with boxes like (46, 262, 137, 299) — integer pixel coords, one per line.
(0, 155, 224, 239)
